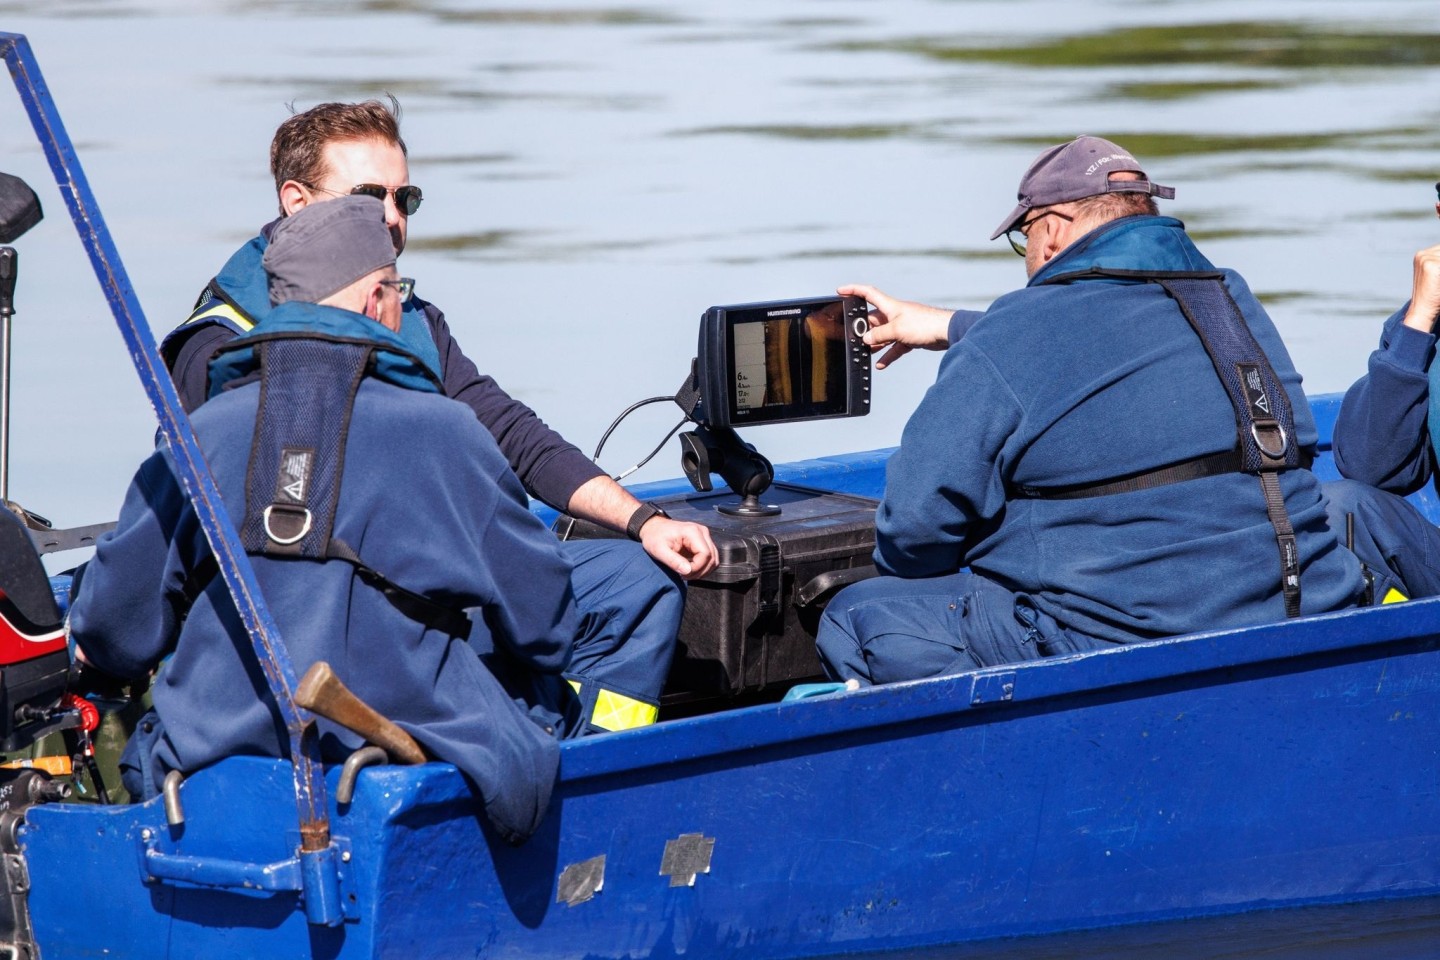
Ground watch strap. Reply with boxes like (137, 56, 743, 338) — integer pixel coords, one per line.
(625, 501, 668, 541)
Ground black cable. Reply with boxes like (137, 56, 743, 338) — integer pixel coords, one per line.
(612, 417, 689, 482)
(591, 395, 686, 460)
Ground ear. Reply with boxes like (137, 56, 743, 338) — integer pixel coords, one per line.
(363, 283, 385, 322)
(1040, 218, 1069, 264)
(278, 180, 310, 217)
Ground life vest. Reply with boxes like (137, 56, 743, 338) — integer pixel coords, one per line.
(195, 302, 471, 637)
(1014, 268, 1309, 618)
(161, 230, 442, 385)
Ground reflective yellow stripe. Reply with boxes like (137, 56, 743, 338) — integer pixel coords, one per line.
(1382, 587, 1408, 605)
(568, 678, 659, 730)
(185, 301, 254, 331)
(590, 688, 658, 731)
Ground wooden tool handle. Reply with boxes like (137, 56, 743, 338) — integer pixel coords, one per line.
(295, 661, 427, 765)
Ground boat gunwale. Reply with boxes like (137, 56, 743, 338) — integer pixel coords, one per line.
(557, 589, 1440, 783)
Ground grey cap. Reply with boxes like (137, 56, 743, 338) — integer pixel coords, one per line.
(989, 136, 1176, 240)
(263, 194, 397, 306)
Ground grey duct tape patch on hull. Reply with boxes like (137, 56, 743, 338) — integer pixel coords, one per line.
(557, 854, 606, 906)
(660, 833, 715, 888)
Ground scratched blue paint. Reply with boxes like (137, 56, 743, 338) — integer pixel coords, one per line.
(22, 467, 1440, 956)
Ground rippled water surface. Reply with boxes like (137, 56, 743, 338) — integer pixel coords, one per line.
(0, 0, 1438, 526)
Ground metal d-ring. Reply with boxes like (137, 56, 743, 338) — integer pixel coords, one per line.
(1251, 422, 1288, 461)
(262, 504, 312, 545)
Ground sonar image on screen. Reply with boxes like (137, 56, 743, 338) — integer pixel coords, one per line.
(730, 301, 846, 423)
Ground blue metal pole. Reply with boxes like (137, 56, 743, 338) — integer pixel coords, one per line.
(0, 32, 336, 872)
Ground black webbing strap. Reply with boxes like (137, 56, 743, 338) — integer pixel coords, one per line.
(1012, 447, 1313, 501)
(325, 539, 473, 639)
(1258, 472, 1302, 618)
(1032, 267, 1307, 617)
(1013, 448, 1240, 501)
(172, 541, 473, 640)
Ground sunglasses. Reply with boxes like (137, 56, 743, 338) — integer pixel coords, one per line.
(303, 181, 424, 216)
(378, 277, 415, 301)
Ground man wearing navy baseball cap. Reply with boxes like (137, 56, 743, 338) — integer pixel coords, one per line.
(816, 136, 1440, 686)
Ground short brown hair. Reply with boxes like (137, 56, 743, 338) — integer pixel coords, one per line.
(269, 97, 407, 203)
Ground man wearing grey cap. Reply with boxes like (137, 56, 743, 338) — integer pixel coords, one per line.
(159, 98, 715, 736)
(815, 136, 1434, 686)
(71, 196, 611, 842)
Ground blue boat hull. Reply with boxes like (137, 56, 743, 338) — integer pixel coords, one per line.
(19, 396, 1440, 958)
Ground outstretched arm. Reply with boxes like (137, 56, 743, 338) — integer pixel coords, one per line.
(838, 283, 956, 369)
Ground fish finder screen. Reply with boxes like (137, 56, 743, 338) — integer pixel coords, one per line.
(728, 300, 848, 425)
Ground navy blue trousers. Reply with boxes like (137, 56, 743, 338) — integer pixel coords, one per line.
(1321, 479, 1440, 602)
(559, 539, 684, 718)
(815, 572, 1110, 686)
(488, 538, 684, 737)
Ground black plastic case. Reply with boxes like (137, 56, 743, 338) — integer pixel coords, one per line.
(556, 482, 878, 705)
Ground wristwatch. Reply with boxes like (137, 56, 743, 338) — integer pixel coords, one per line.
(625, 501, 669, 541)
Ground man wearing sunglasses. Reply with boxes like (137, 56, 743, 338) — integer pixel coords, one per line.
(813, 136, 1436, 687)
(1331, 187, 1440, 504)
(160, 99, 717, 733)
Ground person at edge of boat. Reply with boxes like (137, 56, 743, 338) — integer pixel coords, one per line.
(813, 136, 1440, 686)
(70, 196, 595, 842)
(158, 97, 716, 733)
(1331, 184, 1440, 502)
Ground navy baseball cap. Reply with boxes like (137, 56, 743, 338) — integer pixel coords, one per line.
(989, 136, 1176, 240)
(263, 195, 397, 306)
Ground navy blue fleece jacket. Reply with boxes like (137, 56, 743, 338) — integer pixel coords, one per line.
(74, 303, 579, 843)
(1331, 303, 1437, 495)
(879, 215, 1361, 643)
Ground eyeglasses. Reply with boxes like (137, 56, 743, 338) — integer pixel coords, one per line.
(1006, 209, 1075, 256)
(303, 181, 424, 216)
(378, 277, 415, 301)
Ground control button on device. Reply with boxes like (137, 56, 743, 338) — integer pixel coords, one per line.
(852, 317, 870, 338)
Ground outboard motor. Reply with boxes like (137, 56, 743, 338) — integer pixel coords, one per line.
(0, 506, 70, 752)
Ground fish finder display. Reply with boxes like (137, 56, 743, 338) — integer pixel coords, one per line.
(697, 295, 871, 428)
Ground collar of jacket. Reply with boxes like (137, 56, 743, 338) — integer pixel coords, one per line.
(206, 301, 445, 399)
(1029, 215, 1216, 287)
(213, 220, 443, 377)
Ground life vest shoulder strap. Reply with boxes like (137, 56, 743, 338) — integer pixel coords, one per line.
(240, 337, 471, 637)
(160, 280, 257, 369)
(1024, 267, 1306, 617)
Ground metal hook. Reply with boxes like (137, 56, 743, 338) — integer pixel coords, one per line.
(162, 770, 185, 827)
(336, 746, 388, 806)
